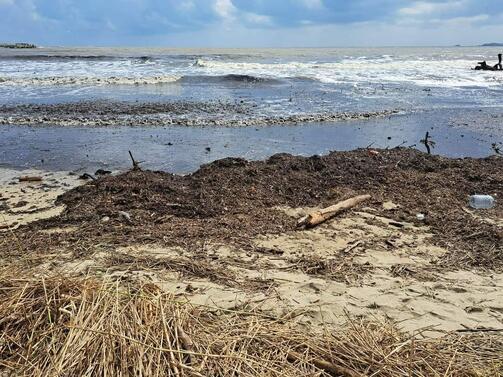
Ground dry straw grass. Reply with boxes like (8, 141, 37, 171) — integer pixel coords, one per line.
(0, 268, 502, 377)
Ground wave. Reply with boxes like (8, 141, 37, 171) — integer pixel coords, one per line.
(2, 57, 502, 89)
(180, 74, 283, 84)
(0, 74, 284, 86)
(193, 58, 207, 67)
(0, 75, 182, 86)
(0, 53, 255, 63)
(0, 55, 166, 64)
(0, 55, 123, 61)
(191, 58, 503, 88)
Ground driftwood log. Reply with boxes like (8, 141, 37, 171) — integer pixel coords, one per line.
(297, 194, 372, 229)
(474, 54, 502, 71)
(18, 176, 43, 182)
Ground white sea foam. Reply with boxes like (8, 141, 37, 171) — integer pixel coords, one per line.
(192, 58, 503, 88)
(0, 75, 181, 86)
(0, 47, 502, 91)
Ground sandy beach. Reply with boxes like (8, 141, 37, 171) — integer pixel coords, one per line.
(1, 44, 503, 376)
(1, 148, 502, 375)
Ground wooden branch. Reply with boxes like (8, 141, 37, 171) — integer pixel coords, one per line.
(19, 176, 43, 182)
(78, 173, 96, 181)
(128, 150, 141, 171)
(287, 350, 360, 377)
(423, 132, 431, 154)
(297, 195, 371, 229)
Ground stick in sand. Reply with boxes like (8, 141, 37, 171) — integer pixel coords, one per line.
(19, 176, 43, 182)
(297, 195, 371, 229)
(421, 132, 435, 155)
(128, 150, 141, 171)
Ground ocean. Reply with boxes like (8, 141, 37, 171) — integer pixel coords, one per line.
(0, 46, 502, 172)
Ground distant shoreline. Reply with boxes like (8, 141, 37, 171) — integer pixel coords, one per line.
(480, 43, 503, 47)
(1, 44, 502, 50)
(0, 43, 37, 49)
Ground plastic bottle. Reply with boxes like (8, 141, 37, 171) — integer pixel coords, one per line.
(469, 195, 495, 209)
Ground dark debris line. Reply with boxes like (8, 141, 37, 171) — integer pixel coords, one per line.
(1, 148, 502, 271)
(0, 100, 398, 127)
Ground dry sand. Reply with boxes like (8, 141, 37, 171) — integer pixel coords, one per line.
(2, 166, 501, 337)
(0, 168, 80, 230)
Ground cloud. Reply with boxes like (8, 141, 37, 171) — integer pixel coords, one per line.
(178, 0, 195, 12)
(213, 0, 236, 20)
(212, 0, 272, 27)
(0, 0, 503, 46)
(243, 12, 272, 25)
(398, 1, 466, 16)
(298, 0, 324, 10)
(426, 13, 489, 26)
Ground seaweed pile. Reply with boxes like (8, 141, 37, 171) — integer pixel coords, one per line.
(1, 149, 501, 270)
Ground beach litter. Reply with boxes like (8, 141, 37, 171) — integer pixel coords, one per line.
(416, 213, 426, 221)
(469, 195, 496, 210)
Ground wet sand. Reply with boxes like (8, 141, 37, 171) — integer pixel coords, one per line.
(1, 107, 501, 173)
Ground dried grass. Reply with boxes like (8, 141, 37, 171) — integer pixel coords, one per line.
(1, 269, 501, 377)
(107, 253, 238, 288)
(290, 255, 374, 284)
(105, 252, 278, 292)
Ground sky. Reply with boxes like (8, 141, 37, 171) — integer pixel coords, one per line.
(1, 0, 503, 47)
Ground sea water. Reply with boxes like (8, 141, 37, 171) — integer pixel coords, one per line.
(1, 46, 503, 111)
(0, 46, 502, 172)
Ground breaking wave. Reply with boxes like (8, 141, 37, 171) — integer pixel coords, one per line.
(1, 48, 503, 95)
(180, 74, 283, 84)
(0, 55, 123, 61)
(0, 74, 284, 86)
(192, 58, 503, 88)
(0, 75, 182, 86)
